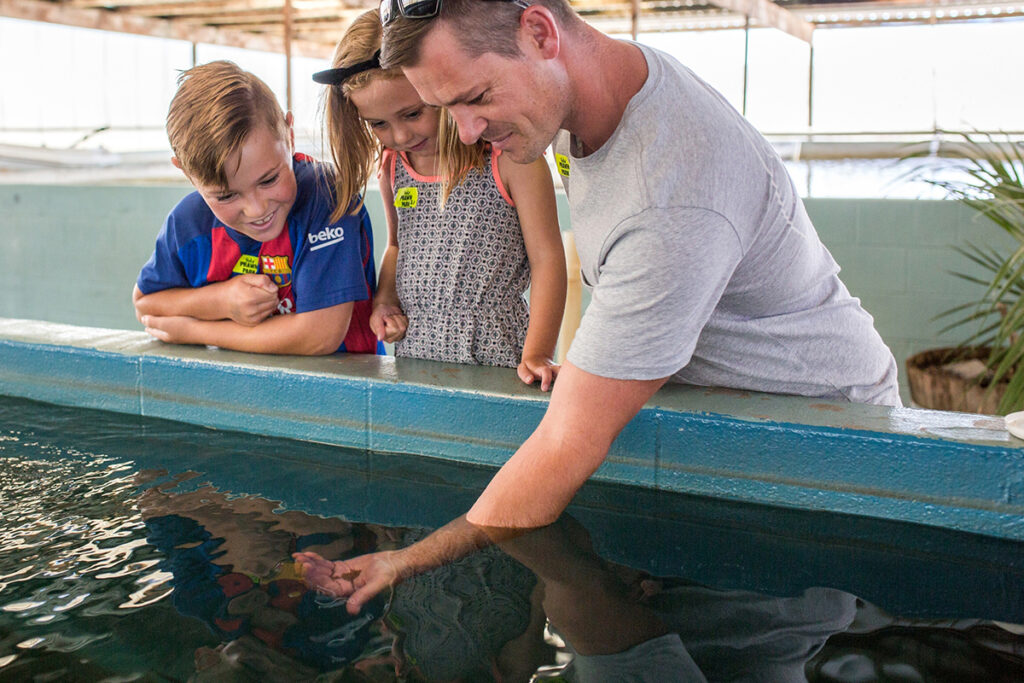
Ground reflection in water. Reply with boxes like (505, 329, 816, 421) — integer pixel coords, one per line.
(1, 396, 1023, 681)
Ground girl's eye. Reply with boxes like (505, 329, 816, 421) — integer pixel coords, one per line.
(404, 109, 422, 121)
(369, 121, 387, 130)
(259, 174, 279, 187)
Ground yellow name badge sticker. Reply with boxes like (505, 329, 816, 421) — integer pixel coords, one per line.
(555, 153, 571, 177)
(394, 187, 418, 208)
(232, 254, 260, 274)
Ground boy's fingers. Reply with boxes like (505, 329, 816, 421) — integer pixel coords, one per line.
(242, 273, 277, 292)
(145, 325, 170, 342)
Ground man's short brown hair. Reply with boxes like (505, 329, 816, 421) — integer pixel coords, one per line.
(380, 0, 575, 70)
(166, 61, 289, 188)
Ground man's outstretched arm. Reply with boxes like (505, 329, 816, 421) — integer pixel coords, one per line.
(468, 361, 668, 528)
(295, 362, 668, 610)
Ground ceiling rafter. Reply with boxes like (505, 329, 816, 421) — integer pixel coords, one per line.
(5, 0, 1022, 59)
(0, 0, 334, 57)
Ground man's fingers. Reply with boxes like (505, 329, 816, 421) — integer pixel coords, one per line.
(346, 581, 385, 615)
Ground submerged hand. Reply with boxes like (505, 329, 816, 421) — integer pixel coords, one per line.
(293, 550, 404, 615)
(142, 314, 200, 345)
(369, 303, 408, 343)
(518, 355, 560, 392)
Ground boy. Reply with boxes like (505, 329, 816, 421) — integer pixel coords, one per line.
(134, 60, 380, 355)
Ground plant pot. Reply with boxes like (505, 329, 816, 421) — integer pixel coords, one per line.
(906, 347, 1007, 414)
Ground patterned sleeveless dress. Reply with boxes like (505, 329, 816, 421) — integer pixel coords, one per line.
(382, 148, 530, 367)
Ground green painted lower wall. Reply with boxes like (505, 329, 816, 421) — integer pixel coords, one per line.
(0, 185, 1008, 404)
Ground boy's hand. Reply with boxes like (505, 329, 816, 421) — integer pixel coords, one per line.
(222, 274, 279, 325)
(369, 303, 408, 343)
(518, 355, 560, 392)
(142, 315, 200, 345)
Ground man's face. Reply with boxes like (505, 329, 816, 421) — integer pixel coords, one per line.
(402, 22, 566, 164)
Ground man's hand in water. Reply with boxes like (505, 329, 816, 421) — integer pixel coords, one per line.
(293, 550, 404, 615)
(294, 515, 500, 615)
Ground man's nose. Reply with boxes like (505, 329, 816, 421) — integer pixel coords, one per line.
(449, 106, 486, 145)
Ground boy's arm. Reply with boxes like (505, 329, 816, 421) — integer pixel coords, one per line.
(141, 300, 354, 355)
(369, 180, 408, 343)
(133, 275, 279, 325)
(500, 154, 567, 391)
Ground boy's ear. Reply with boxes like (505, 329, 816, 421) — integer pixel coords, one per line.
(285, 112, 295, 150)
(170, 156, 183, 171)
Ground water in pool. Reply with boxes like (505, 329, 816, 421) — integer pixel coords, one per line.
(1, 395, 1022, 681)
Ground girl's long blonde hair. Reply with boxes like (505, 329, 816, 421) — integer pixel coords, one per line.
(323, 10, 487, 220)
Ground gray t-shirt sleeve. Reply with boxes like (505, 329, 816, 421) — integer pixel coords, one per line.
(567, 207, 742, 380)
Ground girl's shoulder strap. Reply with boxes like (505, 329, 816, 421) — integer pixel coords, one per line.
(487, 145, 515, 208)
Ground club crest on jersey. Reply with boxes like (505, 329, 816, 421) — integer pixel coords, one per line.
(261, 254, 292, 288)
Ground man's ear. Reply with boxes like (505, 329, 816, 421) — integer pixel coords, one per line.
(520, 6, 560, 60)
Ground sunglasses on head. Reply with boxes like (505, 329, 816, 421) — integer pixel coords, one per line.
(379, 0, 530, 27)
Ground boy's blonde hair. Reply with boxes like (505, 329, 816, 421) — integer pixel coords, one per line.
(324, 9, 485, 220)
(167, 61, 290, 189)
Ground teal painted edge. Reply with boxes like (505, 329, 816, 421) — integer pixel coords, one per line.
(1, 318, 1023, 541)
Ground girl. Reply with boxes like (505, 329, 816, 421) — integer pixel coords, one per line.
(314, 10, 566, 390)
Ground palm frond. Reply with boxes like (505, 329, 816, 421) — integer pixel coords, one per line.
(913, 131, 1024, 413)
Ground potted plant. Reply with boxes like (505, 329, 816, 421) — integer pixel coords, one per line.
(905, 133, 1024, 414)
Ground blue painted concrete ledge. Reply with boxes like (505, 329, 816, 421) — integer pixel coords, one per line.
(1, 317, 1023, 542)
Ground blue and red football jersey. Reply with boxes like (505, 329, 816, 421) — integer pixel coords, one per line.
(137, 155, 381, 354)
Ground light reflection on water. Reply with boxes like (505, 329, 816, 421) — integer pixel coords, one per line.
(0, 429, 192, 679)
(1, 395, 1024, 681)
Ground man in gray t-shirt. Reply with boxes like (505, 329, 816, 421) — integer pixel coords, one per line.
(292, 0, 898, 656)
(553, 44, 899, 406)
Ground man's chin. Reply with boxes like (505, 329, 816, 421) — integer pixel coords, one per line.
(495, 142, 543, 165)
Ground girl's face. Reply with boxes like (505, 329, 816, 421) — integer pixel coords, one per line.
(349, 76, 441, 159)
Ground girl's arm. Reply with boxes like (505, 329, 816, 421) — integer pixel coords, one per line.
(370, 176, 408, 342)
(499, 154, 567, 391)
(140, 300, 354, 356)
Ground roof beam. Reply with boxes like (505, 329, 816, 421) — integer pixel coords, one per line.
(705, 0, 814, 41)
(112, 3, 365, 20)
(0, 0, 334, 58)
(68, 0, 364, 12)
(574, 0, 813, 42)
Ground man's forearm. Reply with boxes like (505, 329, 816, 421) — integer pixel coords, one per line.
(468, 363, 669, 528)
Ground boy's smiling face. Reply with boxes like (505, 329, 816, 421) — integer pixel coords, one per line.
(180, 118, 297, 243)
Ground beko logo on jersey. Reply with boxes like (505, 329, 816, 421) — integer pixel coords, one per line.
(308, 226, 344, 251)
